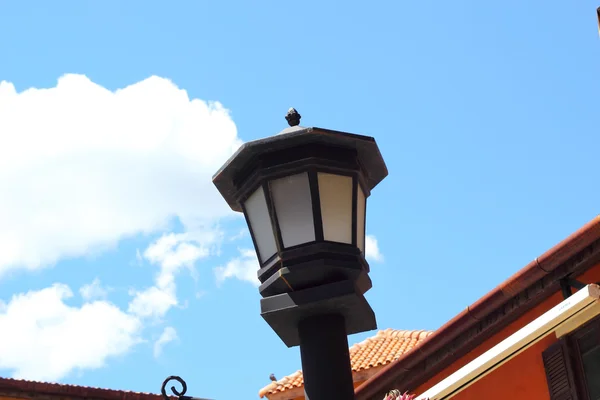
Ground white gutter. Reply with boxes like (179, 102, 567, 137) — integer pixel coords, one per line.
(417, 284, 600, 400)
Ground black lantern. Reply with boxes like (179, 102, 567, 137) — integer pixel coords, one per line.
(213, 109, 387, 399)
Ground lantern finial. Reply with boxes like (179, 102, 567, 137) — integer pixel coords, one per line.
(285, 108, 301, 127)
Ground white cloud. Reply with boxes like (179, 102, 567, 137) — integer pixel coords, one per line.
(129, 231, 219, 319)
(0, 284, 141, 381)
(144, 232, 212, 285)
(136, 249, 143, 265)
(0, 74, 242, 278)
(128, 286, 177, 320)
(79, 278, 108, 301)
(365, 234, 384, 262)
(214, 249, 259, 286)
(0, 74, 245, 380)
(228, 228, 247, 241)
(153, 326, 178, 358)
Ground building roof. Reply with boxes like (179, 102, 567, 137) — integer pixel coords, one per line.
(0, 377, 175, 400)
(355, 215, 600, 400)
(258, 329, 432, 398)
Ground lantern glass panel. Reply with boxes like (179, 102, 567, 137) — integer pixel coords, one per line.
(317, 172, 353, 244)
(270, 172, 315, 248)
(357, 185, 366, 254)
(244, 186, 278, 263)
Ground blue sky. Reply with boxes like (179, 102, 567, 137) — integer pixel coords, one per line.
(0, 0, 599, 399)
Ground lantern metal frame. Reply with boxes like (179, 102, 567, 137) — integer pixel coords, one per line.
(241, 160, 371, 298)
(213, 122, 387, 348)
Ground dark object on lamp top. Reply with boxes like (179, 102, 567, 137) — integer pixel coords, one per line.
(285, 107, 301, 127)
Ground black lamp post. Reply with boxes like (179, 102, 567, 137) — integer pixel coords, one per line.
(212, 109, 388, 400)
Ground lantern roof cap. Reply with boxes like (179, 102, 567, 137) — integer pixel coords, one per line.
(213, 125, 388, 212)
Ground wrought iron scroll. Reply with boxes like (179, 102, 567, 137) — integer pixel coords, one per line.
(161, 376, 189, 400)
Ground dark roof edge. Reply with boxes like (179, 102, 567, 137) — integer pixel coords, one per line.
(0, 377, 176, 400)
(355, 215, 600, 400)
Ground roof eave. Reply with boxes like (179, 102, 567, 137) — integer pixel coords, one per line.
(0, 378, 176, 400)
(355, 215, 600, 400)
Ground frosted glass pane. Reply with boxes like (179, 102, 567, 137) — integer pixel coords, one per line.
(318, 173, 353, 244)
(244, 187, 277, 263)
(357, 186, 366, 254)
(270, 173, 315, 248)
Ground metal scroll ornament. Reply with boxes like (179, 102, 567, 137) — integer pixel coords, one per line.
(161, 376, 213, 400)
(161, 376, 188, 400)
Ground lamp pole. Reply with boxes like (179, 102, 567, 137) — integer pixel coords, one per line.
(212, 109, 388, 400)
(299, 314, 355, 399)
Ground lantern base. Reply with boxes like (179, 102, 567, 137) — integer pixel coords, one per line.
(260, 279, 377, 347)
(257, 242, 370, 284)
(258, 260, 372, 298)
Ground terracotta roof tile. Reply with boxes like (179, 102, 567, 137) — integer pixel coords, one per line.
(258, 329, 432, 398)
(0, 377, 176, 400)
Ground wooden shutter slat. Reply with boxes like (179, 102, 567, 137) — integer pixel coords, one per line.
(543, 338, 579, 400)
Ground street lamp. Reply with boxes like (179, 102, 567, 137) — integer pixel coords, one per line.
(212, 109, 388, 400)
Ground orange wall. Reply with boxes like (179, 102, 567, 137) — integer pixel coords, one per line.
(413, 263, 600, 400)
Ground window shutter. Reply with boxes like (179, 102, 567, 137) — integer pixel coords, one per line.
(542, 338, 579, 400)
